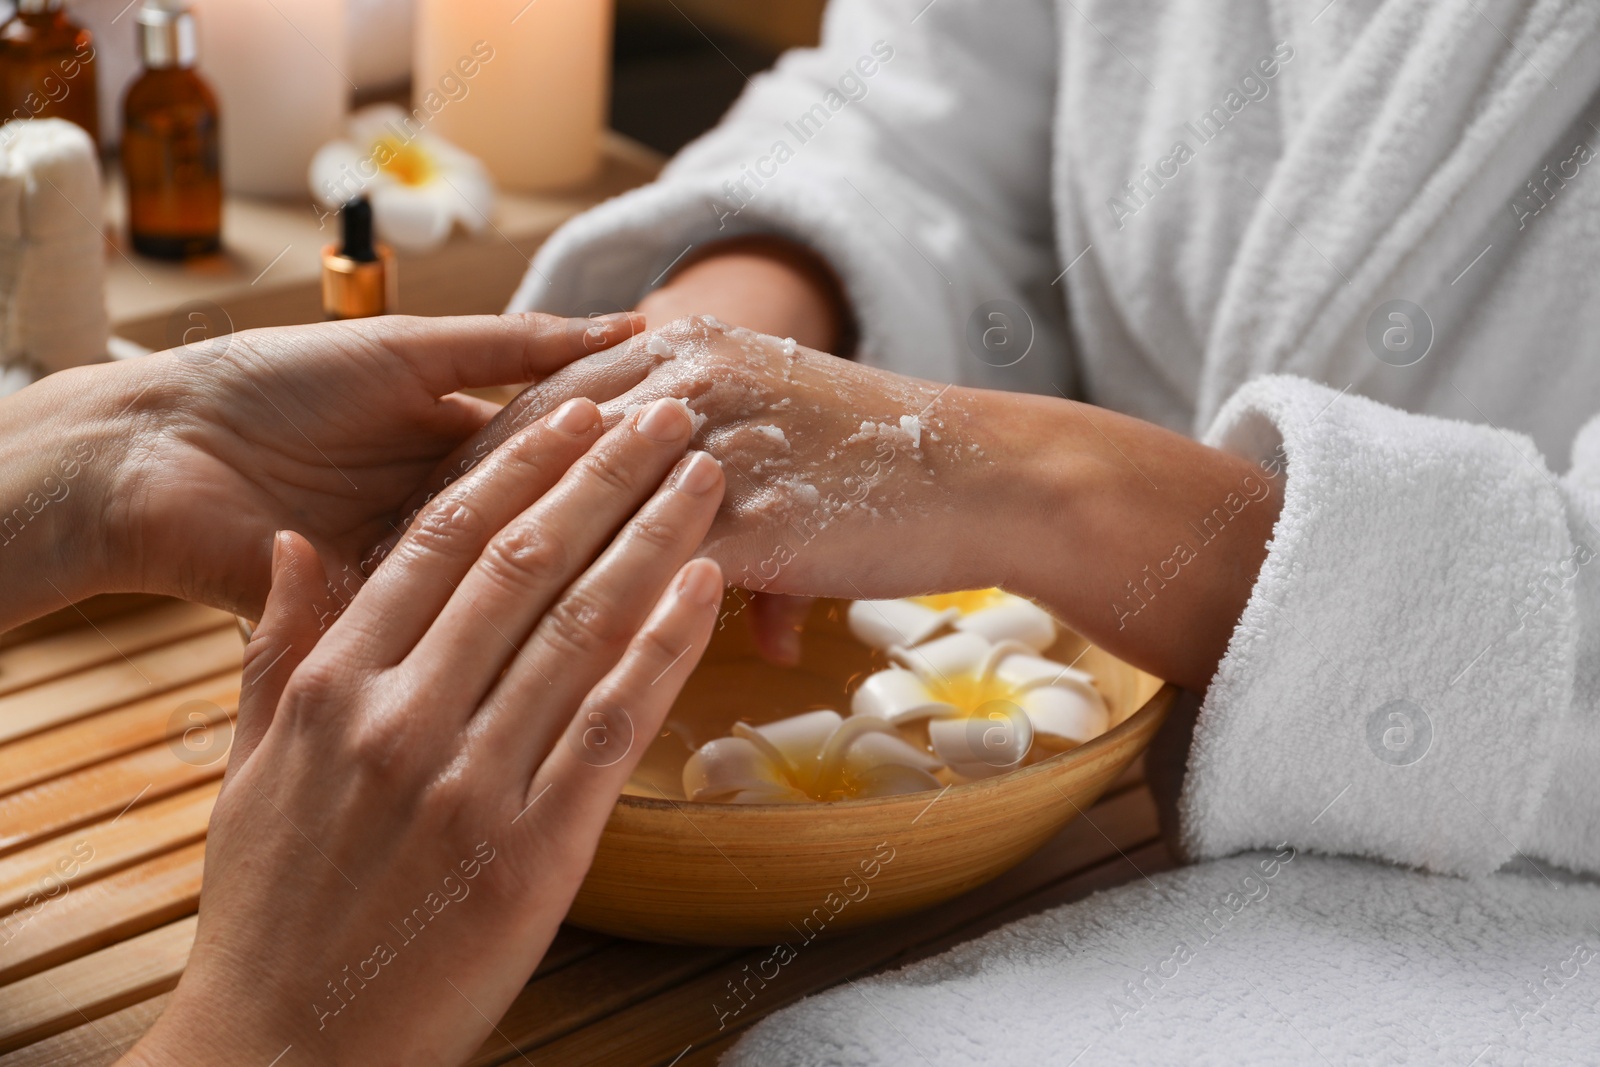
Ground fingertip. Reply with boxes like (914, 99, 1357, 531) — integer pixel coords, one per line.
(270, 530, 319, 585)
(547, 396, 602, 436)
(611, 311, 648, 334)
(581, 311, 647, 353)
(750, 593, 812, 667)
(270, 529, 292, 578)
(674, 558, 724, 611)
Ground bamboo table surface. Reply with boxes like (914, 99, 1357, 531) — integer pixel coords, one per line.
(0, 595, 1171, 1066)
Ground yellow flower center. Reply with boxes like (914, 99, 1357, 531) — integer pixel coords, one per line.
(733, 717, 901, 802)
(375, 137, 436, 186)
(924, 671, 1022, 716)
(911, 588, 1009, 616)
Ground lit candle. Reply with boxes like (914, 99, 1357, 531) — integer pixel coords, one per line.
(414, 0, 611, 192)
(190, 0, 348, 198)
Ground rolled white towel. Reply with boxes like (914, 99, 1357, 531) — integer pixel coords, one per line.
(0, 118, 109, 379)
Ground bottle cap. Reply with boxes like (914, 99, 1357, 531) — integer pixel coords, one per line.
(137, 2, 199, 69)
(17, 1, 66, 13)
(322, 199, 396, 320)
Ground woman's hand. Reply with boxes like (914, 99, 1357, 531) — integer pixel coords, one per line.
(120, 394, 725, 1066)
(436, 317, 993, 601)
(0, 311, 641, 629)
(434, 318, 1284, 690)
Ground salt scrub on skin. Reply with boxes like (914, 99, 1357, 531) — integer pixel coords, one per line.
(597, 316, 997, 591)
(751, 424, 789, 449)
(682, 709, 943, 803)
(852, 631, 1111, 780)
(622, 396, 708, 435)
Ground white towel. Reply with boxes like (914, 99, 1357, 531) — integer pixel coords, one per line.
(723, 852, 1600, 1066)
(0, 118, 109, 385)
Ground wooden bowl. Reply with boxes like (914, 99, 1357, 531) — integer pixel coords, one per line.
(570, 599, 1175, 945)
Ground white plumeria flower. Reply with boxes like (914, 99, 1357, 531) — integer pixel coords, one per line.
(848, 588, 1056, 653)
(309, 104, 494, 253)
(852, 632, 1110, 780)
(682, 709, 943, 804)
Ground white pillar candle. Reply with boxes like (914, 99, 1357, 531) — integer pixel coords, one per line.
(415, 0, 611, 193)
(191, 0, 349, 198)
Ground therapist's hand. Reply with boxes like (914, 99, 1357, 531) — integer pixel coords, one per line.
(0, 311, 640, 629)
(120, 395, 725, 1066)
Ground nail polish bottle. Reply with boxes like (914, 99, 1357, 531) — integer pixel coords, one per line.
(121, 1, 221, 260)
(322, 198, 396, 320)
(0, 0, 100, 146)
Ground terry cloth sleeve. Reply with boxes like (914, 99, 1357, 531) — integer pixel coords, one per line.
(506, 0, 1068, 393)
(1181, 374, 1600, 878)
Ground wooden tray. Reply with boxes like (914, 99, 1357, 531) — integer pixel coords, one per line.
(0, 596, 1173, 1065)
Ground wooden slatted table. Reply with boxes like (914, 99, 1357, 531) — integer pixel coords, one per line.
(0, 595, 1170, 1065)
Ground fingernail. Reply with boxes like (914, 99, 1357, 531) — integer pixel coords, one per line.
(549, 398, 598, 435)
(673, 451, 722, 495)
(675, 560, 723, 608)
(774, 628, 802, 666)
(636, 397, 691, 442)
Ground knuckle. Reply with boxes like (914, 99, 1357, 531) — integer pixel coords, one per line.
(625, 514, 684, 554)
(480, 523, 567, 590)
(345, 712, 421, 782)
(280, 655, 356, 713)
(402, 498, 483, 559)
(421, 772, 479, 829)
(541, 588, 628, 659)
(580, 449, 639, 494)
(498, 426, 554, 472)
(634, 617, 685, 666)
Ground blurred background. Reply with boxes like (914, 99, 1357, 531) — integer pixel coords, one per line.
(0, 0, 833, 395)
(613, 0, 824, 154)
(1, 0, 828, 156)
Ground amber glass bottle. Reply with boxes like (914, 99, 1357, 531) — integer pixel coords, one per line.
(0, 0, 99, 146)
(121, 2, 220, 260)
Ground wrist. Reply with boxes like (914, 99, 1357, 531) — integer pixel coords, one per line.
(941, 387, 1109, 596)
(0, 364, 139, 625)
(638, 236, 852, 354)
(950, 388, 1280, 690)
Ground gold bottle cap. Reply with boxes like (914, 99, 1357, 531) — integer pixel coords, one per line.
(322, 244, 396, 320)
(137, 2, 198, 69)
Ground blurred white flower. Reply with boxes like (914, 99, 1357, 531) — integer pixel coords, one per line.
(309, 104, 493, 252)
(852, 632, 1110, 779)
(847, 588, 1056, 653)
(682, 709, 943, 803)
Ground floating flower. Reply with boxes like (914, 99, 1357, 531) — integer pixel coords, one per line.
(683, 709, 943, 803)
(847, 588, 1056, 653)
(851, 632, 1110, 780)
(309, 104, 494, 253)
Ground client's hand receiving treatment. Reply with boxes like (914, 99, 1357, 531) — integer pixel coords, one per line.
(121, 396, 725, 1066)
(451, 317, 997, 601)
(442, 316, 1283, 691)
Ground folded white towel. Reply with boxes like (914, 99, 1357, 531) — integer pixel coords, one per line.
(725, 852, 1600, 1066)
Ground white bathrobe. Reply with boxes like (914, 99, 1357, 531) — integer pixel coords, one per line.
(510, 0, 1600, 1060)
